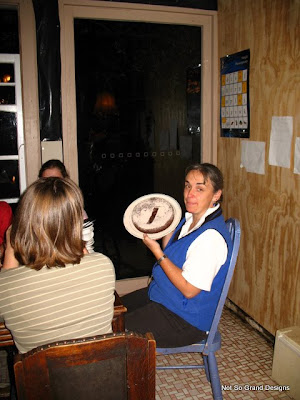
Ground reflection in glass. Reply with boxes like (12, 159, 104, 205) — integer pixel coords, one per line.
(0, 86, 15, 105)
(0, 112, 18, 155)
(0, 63, 15, 83)
(187, 66, 201, 136)
(0, 160, 19, 199)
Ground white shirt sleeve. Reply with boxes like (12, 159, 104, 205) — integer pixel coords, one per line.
(181, 229, 228, 291)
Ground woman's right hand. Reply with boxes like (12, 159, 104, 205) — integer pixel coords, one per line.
(142, 234, 163, 260)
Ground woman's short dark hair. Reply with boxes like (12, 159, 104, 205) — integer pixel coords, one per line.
(11, 178, 84, 270)
(38, 159, 69, 178)
(185, 163, 224, 193)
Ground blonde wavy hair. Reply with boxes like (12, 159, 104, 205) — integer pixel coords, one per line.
(11, 177, 85, 270)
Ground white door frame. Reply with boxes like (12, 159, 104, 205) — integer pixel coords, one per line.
(59, 0, 218, 183)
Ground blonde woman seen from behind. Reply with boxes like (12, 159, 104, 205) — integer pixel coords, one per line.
(0, 178, 115, 353)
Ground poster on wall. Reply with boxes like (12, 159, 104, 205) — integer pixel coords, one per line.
(220, 49, 250, 138)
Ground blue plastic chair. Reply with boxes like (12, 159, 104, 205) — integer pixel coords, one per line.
(156, 218, 241, 400)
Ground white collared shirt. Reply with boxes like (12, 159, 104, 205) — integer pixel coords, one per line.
(179, 205, 228, 291)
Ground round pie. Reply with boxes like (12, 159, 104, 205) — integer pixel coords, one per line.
(132, 197, 175, 234)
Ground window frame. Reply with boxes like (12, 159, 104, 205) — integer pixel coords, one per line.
(0, 53, 26, 203)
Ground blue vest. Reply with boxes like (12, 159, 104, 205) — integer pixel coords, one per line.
(148, 211, 233, 331)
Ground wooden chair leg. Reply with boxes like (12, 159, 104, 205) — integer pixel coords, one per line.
(207, 352, 223, 400)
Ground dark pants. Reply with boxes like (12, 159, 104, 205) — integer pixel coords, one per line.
(121, 287, 207, 347)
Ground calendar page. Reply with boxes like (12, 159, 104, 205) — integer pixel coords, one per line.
(220, 49, 250, 138)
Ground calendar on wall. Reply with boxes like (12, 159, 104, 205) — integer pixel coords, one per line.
(220, 49, 250, 138)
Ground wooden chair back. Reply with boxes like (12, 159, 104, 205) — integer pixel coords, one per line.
(14, 331, 156, 400)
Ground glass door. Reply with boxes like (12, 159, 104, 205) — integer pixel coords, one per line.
(60, 1, 218, 279)
(74, 20, 201, 279)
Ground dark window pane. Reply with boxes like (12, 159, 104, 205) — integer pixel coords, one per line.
(0, 111, 18, 155)
(0, 63, 15, 83)
(0, 86, 16, 105)
(0, 160, 19, 199)
(0, 10, 19, 54)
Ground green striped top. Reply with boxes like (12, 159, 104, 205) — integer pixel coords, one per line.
(0, 252, 115, 353)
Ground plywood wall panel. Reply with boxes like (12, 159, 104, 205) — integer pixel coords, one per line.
(218, 0, 300, 335)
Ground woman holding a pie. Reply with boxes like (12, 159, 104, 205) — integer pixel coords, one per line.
(122, 163, 233, 347)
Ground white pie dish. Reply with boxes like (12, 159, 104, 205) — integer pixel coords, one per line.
(123, 193, 182, 240)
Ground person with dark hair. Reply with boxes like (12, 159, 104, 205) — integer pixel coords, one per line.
(0, 178, 115, 354)
(38, 159, 69, 179)
(121, 163, 233, 348)
(38, 159, 94, 252)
